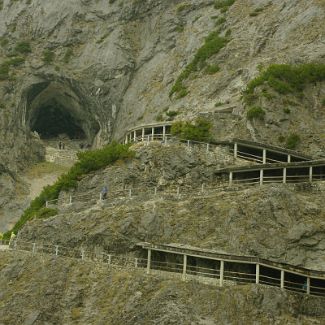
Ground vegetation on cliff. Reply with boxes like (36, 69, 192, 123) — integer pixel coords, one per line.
(3, 143, 134, 239)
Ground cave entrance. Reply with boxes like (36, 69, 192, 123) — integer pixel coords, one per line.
(32, 99, 86, 140)
(25, 81, 100, 147)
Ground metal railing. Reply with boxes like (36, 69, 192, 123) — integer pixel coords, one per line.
(3, 239, 325, 298)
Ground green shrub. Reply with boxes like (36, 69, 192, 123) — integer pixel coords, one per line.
(215, 101, 224, 107)
(0, 37, 8, 47)
(166, 110, 179, 118)
(215, 17, 226, 25)
(171, 118, 212, 142)
(283, 108, 291, 114)
(3, 142, 134, 239)
(214, 0, 235, 10)
(63, 48, 73, 63)
(286, 133, 301, 149)
(177, 3, 191, 13)
(322, 98, 325, 106)
(37, 208, 58, 219)
(247, 106, 265, 120)
(170, 31, 228, 98)
(43, 49, 55, 64)
(14, 41, 31, 54)
(175, 25, 184, 33)
(278, 135, 285, 143)
(205, 64, 220, 74)
(0, 63, 9, 80)
(7, 56, 25, 66)
(244, 64, 325, 103)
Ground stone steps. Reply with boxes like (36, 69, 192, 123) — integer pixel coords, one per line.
(45, 147, 78, 167)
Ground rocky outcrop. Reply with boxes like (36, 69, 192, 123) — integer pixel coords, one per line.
(0, 251, 324, 325)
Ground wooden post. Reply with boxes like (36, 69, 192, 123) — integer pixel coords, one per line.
(55, 245, 59, 256)
(187, 140, 190, 147)
(152, 127, 155, 140)
(281, 270, 285, 290)
(81, 249, 85, 260)
(260, 169, 264, 186)
(307, 277, 310, 294)
(147, 249, 151, 274)
(182, 254, 187, 281)
(163, 125, 166, 141)
(256, 264, 260, 284)
(69, 195, 72, 204)
(309, 166, 313, 182)
(234, 143, 238, 158)
(262, 149, 266, 164)
(129, 189, 132, 198)
(229, 172, 233, 186)
(206, 143, 210, 152)
(219, 260, 224, 287)
(133, 131, 136, 142)
(134, 258, 138, 268)
(283, 168, 287, 184)
(142, 128, 145, 141)
(154, 187, 157, 196)
(125, 135, 128, 144)
(287, 155, 291, 163)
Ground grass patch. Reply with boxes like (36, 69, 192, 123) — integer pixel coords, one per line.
(3, 142, 134, 239)
(247, 106, 265, 120)
(25, 162, 70, 179)
(171, 118, 212, 142)
(244, 64, 325, 103)
(205, 64, 220, 75)
(63, 48, 73, 63)
(214, 0, 235, 10)
(170, 31, 228, 98)
(14, 41, 31, 55)
(322, 98, 325, 106)
(43, 49, 55, 64)
(283, 108, 291, 114)
(215, 16, 226, 26)
(285, 133, 301, 150)
(177, 3, 191, 13)
(0, 57, 25, 80)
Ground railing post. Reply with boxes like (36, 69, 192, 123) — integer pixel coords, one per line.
(129, 189, 132, 198)
(256, 264, 260, 284)
(100, 192, 103, 201)
(81, 249, 85, 260)
(187, 140, 190, 147)
(154, 187, 157, 196)
(32, 243, 36, 255)
(219, 260, 224, 287)
(69, 195, 72, 204)
(147, 249, 151, 274)
(287, 155, 291, 163)
(134, 258, 138, 268)
(307, 277, 310, 294)
(177, 186, 180, 198)
(229, 172, 233, 186)
(55, 245, 59, 256)
(182, 254, 187, 281)
(283, 168, 287, 184)
(206, 143, 209, 153)
(142, 128, 145, 141)
(108, 254, 112, 265)
(309, 166, 313, 182)
(163, 125, 166, 141)
(133, 131, 136, 142)
(262, 149, 267, 164)
(234, 143, 238, 159)
(201, 183, 204, 194)
(260, 169, 264, 186)
(46, 201, 49, 208)
(281, 270, 285, 290)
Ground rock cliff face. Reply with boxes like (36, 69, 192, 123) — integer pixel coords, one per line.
(0, 0, 325, 323)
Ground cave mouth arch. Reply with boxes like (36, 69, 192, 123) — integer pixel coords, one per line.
(32, 99, 87, 140)
(25, 80, 100, 146)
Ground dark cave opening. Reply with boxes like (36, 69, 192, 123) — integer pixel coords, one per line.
(31, 100, 86, 140)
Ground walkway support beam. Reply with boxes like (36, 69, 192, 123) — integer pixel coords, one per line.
(147, 249, 151, 274)
(219, 260, 224, 287)
(256, 264, 260, 284)
(263, 149, 266, 164)
(281, 270, 285, 289)
(182, 254, 187, 281)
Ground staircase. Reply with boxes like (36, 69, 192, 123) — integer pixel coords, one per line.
(45, 146, 78, 167)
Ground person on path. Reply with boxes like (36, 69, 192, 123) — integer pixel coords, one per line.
(101, 185, 108, 200)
